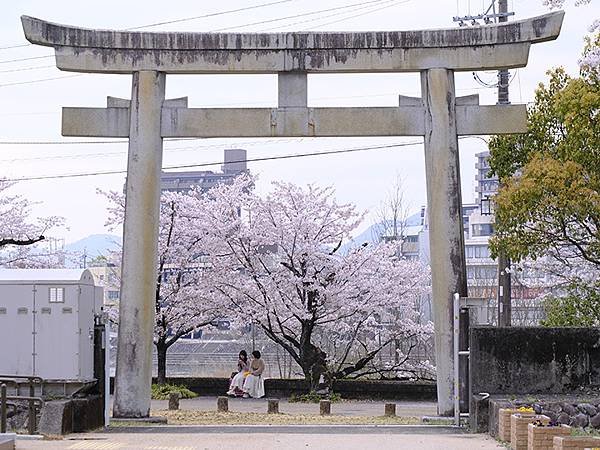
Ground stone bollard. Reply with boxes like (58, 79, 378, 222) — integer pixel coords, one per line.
(384, 403, 396, 417)
(267, 399, 279, 414)
(217, 396, 229, 413)
(168, 392, 180, 411)
(320, 400, 331, 416)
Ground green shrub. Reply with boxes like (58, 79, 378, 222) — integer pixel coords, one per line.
(151, 383, 197, 400)
(289, 392, 341, 403)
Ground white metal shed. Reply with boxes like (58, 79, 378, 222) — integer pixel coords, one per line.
(0, 269, 103, 381)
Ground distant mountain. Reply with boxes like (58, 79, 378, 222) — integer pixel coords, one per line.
(341, 211, 422, 254)
(65, 234, 121, 262)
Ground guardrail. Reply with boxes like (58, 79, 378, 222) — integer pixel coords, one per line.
(0, 375, 44, 435)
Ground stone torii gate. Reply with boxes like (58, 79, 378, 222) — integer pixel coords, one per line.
(22, 12, 563, 417)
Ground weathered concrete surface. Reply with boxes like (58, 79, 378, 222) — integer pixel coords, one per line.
(63, 104, 526, 138)
(112, 71, 165, 418)
(21, 13, 563, 73)
(38, 400, 73, 436)
(469, 327, 600, 397)
(422, 68, 468, 416)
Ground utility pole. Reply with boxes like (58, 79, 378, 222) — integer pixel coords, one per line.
(496, 0, 512, 327)
(454, 0, 513, 327)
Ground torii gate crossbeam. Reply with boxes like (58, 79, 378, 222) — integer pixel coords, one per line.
(22, 12, 563, 418)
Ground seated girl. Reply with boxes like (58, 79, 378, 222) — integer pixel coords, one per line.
(242, 350, 265, 398)
(226, 350, 249, 397)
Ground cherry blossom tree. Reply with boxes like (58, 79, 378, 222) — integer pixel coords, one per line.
(201, 177, 432, 390)
(0, 179, 64, 267)
(102, 188, 224, 384)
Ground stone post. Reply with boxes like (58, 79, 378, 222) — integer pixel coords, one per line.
(113, 71, 166, 418)
(320, 400, 331, 416)
(267, 399, 279, 414)
(217, 396, 229, 413)
(384, 403, 396, 417)
(421, 68, 468, 416)
(168, 393, 180, 411)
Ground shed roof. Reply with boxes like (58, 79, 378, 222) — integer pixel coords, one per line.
(0, 269, 96, 285)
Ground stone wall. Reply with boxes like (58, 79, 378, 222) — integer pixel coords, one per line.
(469, 327, 600, 433)
(470, 327, 600, 397)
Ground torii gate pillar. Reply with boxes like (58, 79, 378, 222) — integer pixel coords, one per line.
(113, 71, 165, 417)
(422, 68, 468, 415)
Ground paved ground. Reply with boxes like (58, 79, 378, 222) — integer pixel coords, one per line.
(16, 429, 503, 450)
(149, 397, 438, 417)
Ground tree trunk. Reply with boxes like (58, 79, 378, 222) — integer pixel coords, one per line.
(300, 343, 328, 392)
(156, 341, 168, 385)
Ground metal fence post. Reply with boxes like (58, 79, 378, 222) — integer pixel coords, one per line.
(28, 379, 35, 434)
(1, 383, 7, 433)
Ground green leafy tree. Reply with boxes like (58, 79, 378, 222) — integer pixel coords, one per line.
(541, 281, 600, 327)
(487, 54, 600, 325)
(488, 67, 600, 267)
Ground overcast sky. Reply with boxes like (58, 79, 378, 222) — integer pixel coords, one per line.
(0, 0, 596, 244)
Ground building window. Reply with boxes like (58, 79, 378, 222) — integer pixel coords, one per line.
(466, 245, 491, 259)
(108, 290, 120, 300)
(49, 287, 65, 303)
(472, 223, 494, 237)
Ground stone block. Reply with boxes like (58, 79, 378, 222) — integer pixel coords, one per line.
(267, 399, 279, 414)
(168, 393, 180, 411)
(319, 400, 331, 416)
(384, 403, 396, 417)
(553, 435, 600, 449)
(217, 397, 228, 413)
(571, 413, 589, 428)
(527, 423, 570, 450)
(71, 396, 103, 432)
(38, 400, 73, 436)
(511, 414, 550, 450)
(557, 413, 571, 425)
(562, 404, 577, 416)
(589, 413, 600, 429)
(577, 404, 597, 417)
(470, 393, 490, 433)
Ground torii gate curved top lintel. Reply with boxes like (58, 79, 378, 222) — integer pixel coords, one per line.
(22, 13, 563, 73)
(21, 13, 563, 419)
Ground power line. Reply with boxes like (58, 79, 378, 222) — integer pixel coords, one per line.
(260, 0, 401, 31)
(302, 0, 410, 31)
(211, 0, 392, 32)
(126, 0, 294, 30)
(0, 74, 81, 88)
(0, 64, 55, 74)
(2, 141, 424, 182)
(0, 43, 31, 50)
(0, 55, 53, 65)
(0, 0, 398, 86)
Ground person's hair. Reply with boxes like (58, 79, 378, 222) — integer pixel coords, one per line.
(252, 350, 261, 359)
(239, 350, 248, 362)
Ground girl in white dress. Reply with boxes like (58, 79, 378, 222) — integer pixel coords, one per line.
(227, 350, 249, 397)
(243, 350, 265, 398)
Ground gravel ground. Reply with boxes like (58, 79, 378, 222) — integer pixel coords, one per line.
(148, 397, 438, 417)
(144, 410, 430, 425)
